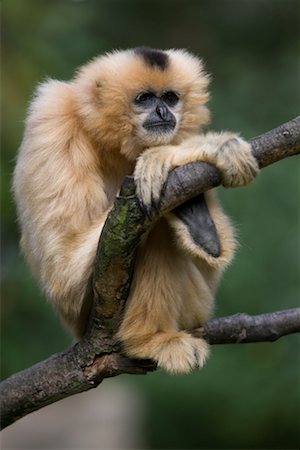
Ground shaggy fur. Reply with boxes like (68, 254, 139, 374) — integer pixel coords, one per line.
(13, 48, 259, 373)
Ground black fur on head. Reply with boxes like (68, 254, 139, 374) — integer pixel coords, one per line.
(134, 47, 169, 71)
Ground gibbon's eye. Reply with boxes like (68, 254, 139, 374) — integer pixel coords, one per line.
(134, 91, 156, 105)
(161, 91, 179, 107)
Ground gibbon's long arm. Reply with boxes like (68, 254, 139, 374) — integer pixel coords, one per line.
(134, 133, 259, 212)
(160, 115, 300, 214)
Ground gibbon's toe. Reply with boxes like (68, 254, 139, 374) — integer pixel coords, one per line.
(191, 337, 210, 369)
(156, 333, 208, 374)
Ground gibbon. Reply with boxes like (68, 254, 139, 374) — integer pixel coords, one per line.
(13, 47, 259, 373)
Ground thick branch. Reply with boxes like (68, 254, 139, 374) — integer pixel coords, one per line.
(1, 117, 299, 429)
(1, 309, 299, 429)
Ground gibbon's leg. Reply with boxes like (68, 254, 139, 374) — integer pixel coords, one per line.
(165, 190, 236, 331)
(117, 219, 209, 374)
(166, 190, 237, 271)
(173, 192, 221, 257)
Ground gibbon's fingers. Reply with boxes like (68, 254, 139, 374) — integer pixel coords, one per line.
(191, 337, 210, 369)
(218, 137, 260, 188)
(134, 146, 174, 218)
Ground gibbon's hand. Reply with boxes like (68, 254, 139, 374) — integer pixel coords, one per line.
(210, 135, 259, 188)
(134, 145, 176, 217)
(134, 133, 259, 215)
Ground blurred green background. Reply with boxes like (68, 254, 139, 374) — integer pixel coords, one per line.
(1, 0, 299, 449)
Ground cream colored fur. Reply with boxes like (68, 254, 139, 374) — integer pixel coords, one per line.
(13, 48, 259, 373)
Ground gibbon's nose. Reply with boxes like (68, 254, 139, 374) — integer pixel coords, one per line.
(156, 104, 172, 122)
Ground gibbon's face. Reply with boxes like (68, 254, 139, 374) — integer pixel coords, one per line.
(133, 87, 180, 141)
(75, 47, 211, 161)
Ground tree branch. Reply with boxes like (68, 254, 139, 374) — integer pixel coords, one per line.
(1, 117, 299, 430)
(1, 308, 299, 430)
(192, 309, 300, 344)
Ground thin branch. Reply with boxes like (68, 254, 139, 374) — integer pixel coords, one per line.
(250, 115, 300, 168)
(192, 308, 300, 344)
(1, 308, 299, 429)
(1, 117, 299, 429)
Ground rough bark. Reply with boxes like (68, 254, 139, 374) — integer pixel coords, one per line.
(1, 116, 299, 430)
(0, 342, 155, 430)
(192, 309, 300, 344)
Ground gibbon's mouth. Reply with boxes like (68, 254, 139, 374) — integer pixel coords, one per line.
(143, 121, 176, 132)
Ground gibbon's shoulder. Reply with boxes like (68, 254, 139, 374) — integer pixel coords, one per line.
(28, 78, 76, 121)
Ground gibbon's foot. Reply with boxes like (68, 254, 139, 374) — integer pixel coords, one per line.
(174, 193, 221, 257)
(155, 333, 209, 374)
(122, 331, 209, 374)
